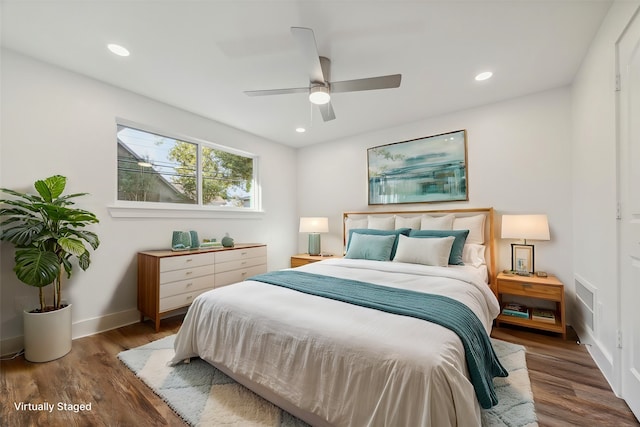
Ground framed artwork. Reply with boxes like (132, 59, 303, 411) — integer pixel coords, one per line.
(511, 244, 534, 274)
(367, 130, 468, 205)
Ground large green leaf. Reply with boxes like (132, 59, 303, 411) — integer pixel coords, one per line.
(67, 229, 100, 250)
(1, 222, 45, 246)
(0, 188, 42, 203)
(34, 175, 66, 202)
(55, 192, 89, 206)
(58, 237, 87, 257)
(14, 248, 60, 288)
(0, 199, 41, 213)
(78, 251, 91, 271)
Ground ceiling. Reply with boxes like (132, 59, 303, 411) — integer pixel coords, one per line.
(1, 1, 611, 148)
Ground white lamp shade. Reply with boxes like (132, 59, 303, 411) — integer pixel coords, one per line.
(501, 214, 550, 241)
(299, 217, 329, 233)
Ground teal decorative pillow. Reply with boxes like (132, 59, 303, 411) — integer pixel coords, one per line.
(408, 229, 470, 265)
(345, 233, 397, 261)
(347, 228, 411, 259)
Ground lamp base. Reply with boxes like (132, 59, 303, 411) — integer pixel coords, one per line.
(308, 233, 321, 256)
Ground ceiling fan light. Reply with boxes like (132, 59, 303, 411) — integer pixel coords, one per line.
(309, 86, 330, 105)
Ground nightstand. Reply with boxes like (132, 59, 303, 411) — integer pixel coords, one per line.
(495, 272, 566, 339)
(290, 254, 341, 268)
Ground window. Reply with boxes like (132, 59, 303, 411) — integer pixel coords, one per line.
(117, 123, 257, 210)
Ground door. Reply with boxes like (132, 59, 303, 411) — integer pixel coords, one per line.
(618, 7, 640, 420)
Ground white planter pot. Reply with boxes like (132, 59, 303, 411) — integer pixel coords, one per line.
(23, 304, 72, 363)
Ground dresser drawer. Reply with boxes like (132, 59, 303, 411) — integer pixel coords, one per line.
(160, 252, 215, 272)
(498, 280, 563, 300)
(215, 256, 267, 274)
(159, 264, 215, 285)
(159, 275, 214, 299)
(159, 289, 209, 312)
(215, 246, 267, 263)
(215, 264, 267, 288)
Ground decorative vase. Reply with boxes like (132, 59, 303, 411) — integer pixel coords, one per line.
(189, 231, 200, 248)
(23, 304, 72, 363)
(221, 234, 234, 248)
(172, 231, 191, 250)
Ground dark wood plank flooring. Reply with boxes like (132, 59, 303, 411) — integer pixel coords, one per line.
(1, 316, 637, 426)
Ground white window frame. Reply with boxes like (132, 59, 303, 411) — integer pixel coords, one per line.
(110, 119, 262, 219)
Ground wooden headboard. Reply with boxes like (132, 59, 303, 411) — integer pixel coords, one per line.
(342, 207, 497, 292)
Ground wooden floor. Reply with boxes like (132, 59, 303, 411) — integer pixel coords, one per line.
(1, 316, 638, 427)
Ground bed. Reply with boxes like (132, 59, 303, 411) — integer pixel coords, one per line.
(171, 208, 504, 426)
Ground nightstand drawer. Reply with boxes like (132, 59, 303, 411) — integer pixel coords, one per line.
(291, 258, 314, 268)
(498, 279, 562, 300)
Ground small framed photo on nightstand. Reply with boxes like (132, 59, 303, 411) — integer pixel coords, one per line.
(511, 244, 534, 275)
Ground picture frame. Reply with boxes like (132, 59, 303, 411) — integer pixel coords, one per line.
(367, 130, 468, 205)
(511, 244, 534, 274)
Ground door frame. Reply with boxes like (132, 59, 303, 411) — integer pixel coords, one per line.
(616, 5, 640, 419)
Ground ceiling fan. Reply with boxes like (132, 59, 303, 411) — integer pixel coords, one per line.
(244, 27, 402, 122)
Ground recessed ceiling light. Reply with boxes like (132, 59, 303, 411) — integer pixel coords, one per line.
(107, 43, 130, 57)
(475, 71, 493, 81)
(295, 127, 306, 133)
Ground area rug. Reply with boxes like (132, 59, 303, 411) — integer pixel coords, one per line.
(118, 336, 537, 427)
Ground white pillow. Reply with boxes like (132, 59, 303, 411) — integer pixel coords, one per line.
(462, 243, 487, 267)
(420, 214, 454, 230)
(453, 214, 486, 244)
(393, 235, 455, 267)
(395, 216, 421, 229)
(367, 215, 395, 230)
(345, 217, 368, 246)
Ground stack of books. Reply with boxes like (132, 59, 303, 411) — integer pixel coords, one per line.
(531, 308, 556, 323)
(502, 302, 529, 319)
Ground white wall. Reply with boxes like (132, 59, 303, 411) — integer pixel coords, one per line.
(571, 0, 639, 394)
(0, 50, 298, 354)
(297, 87, 574, 292)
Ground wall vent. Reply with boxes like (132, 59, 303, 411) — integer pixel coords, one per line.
(575, 277, 596, 332)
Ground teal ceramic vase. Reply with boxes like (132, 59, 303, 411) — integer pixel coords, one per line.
(221, 234, 234, 248)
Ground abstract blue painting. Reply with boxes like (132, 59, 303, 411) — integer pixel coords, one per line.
(368, 130, 468, 205)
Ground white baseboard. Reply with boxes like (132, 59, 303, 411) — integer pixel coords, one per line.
(1, 308, 140, 358)
(0, 335, 24, 359)
(574, 322, 620, 396)
(72, 308, 141, 339)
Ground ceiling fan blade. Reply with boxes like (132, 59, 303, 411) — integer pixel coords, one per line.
(244, 87, 308, 97)
(331, 74, 402, 93)
(291, 27, 325, 84)
(318, 102, 336, 122)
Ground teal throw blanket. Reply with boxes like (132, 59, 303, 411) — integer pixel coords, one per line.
(249, 270, 507, 409)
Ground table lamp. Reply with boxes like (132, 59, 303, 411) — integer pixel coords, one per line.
(299, 217, 329, 256)
(501, 214, 550, 275)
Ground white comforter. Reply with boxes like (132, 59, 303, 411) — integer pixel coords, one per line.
(171, 259, 500, 427)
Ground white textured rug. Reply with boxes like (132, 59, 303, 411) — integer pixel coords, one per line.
(118, 335, 537, 427)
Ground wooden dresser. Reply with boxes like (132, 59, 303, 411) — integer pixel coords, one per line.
(138, 244, 267, 331)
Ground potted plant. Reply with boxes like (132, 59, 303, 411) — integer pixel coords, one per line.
(0, 175, 99, 362)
